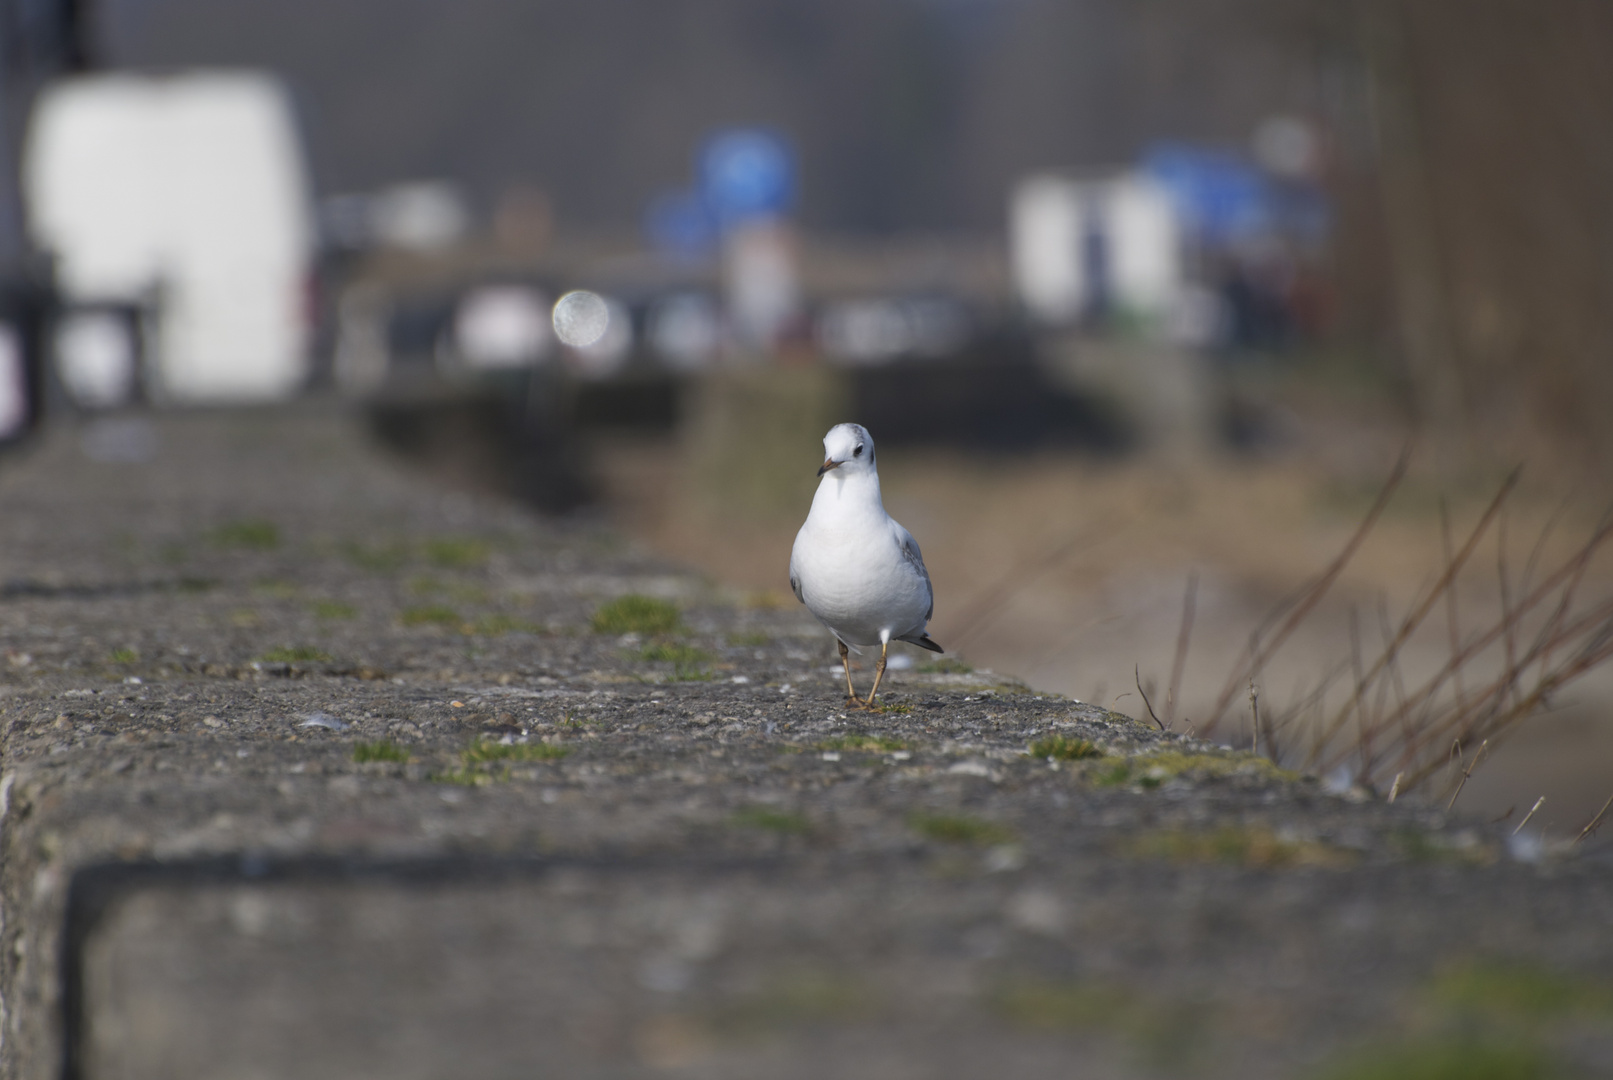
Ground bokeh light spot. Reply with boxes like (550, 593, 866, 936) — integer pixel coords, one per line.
(552, 290, 611, 349)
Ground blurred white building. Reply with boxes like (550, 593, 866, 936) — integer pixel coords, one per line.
(23, 71, 314, 404)
(723, 220, 800, 353)
(0, 326, 27, 439)
(448, 285, 553, 373)
(1009, 170, 1183, 331)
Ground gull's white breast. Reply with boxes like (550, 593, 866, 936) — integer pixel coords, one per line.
(791, 507, 931, 647)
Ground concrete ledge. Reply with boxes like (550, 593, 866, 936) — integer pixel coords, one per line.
(4, 406, 1612, 1079)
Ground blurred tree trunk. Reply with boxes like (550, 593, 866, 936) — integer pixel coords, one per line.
(1357, 0, 1613, 461)
(1354, 0, 1461, 427)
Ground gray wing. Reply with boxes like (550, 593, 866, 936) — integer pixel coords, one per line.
(894, 524, 934, 621)
(788, 550, 805, 605)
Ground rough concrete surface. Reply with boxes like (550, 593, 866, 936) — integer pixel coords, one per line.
(2, 405, 1612, 1080)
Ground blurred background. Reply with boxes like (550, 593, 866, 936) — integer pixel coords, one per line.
(2, 0, 1613, 828)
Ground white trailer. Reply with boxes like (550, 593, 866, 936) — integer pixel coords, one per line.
(23, 71, 314, 403)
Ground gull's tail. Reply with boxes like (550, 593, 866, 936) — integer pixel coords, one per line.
(901, 634, 944, 654)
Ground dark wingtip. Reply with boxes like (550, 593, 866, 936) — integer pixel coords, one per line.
(916, 635, 944, 654)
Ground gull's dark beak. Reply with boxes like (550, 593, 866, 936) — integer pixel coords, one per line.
(817, 458, 841, 477)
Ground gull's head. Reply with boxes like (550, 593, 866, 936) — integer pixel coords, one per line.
(817, 423, 876, 477)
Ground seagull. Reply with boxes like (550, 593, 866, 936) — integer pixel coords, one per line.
(789, 423, 942, 707)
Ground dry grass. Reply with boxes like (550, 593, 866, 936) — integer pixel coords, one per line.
(1186, 458, 1613, 806)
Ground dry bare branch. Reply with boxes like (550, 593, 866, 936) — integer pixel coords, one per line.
(1135, 664, 1163, 731)
(1304, 466, 1521, 768)
(1445, 738, 1488, 810)
(1177, 455, 1613, 804)
(1514, 796, 1545, 835)
(1576, 793, 1613, 844)
(1439, 500, 1467, 713)
(1207, 449, 1412, 729)
(1534, 506, 1613, 677)
(1318, 515, 1613, 785)
(1497, 510, 1520, 714)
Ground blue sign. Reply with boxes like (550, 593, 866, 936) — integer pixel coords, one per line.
(1142, 141, 1331, 248)
(699, 129, 795, 223)
(1143, 143, 1271, 243)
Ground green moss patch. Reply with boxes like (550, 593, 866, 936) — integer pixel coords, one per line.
(352, 741, 411, 764)
(1087, 750, 1295, 789)
(919, 657, 973, 674)
(1314, 1038, 1556, 1080)
(1029, 734, 1103, 760)
(730, 807, 812, 834)
(434, 737, 569, 785)
(593, 594, 682, 635)
(462, 738, 569, 765)
(424, 537, 490, 569)
(210, 518, 280, 550)
(471, 613, 544, 636)
(631, 640, 713, 681)
(1389, 829, 1491, 866)
(1431, 961, 1613, 1023)
(1309, 961, 1613, 1080)
(908, 812, 1015, 846)
(706, 972, 871, 1034)
(310, 599, 357, 620)
(992, 980, 1136, 1030)
(815, 735, 911, 754)
(990, 980, 1206, 1066)
(669, 664, 716, 682)
(400, 604, 464, 628)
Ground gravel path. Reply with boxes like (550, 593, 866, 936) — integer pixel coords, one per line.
(2, 405, 1611, 1079)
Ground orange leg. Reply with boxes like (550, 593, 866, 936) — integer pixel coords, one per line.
(838, 639, 858, 703)
(863, 640, 889, 707)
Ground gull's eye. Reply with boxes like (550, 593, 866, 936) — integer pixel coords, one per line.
(853, 444, 864, 457)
